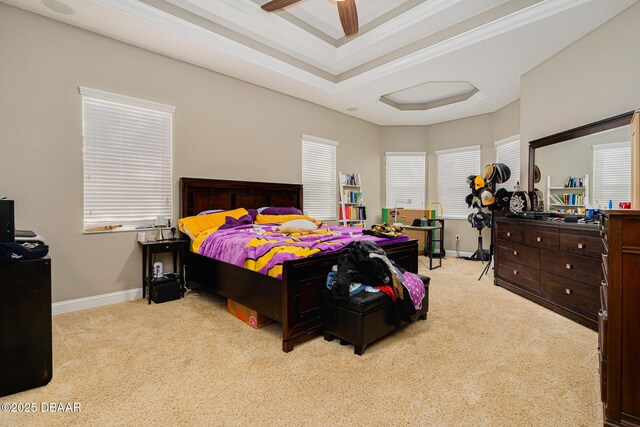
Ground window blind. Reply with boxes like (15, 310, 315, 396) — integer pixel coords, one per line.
(81, 87, 174, 229)
(593, 141, 631, 208)
(302, 135, 337, 220)
(437, 146, 481, 219)
(385, 152, 426, 209)
(495, 136, 520, 191)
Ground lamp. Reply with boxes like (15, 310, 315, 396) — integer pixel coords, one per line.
(393, 198, 412, 224)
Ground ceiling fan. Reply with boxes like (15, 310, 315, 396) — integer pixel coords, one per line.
(261, 0, 359, 37)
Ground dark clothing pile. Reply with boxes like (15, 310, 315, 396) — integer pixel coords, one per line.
(331, 240, 417, 324)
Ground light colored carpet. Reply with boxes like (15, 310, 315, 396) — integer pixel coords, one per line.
(1, 257, 601, 426)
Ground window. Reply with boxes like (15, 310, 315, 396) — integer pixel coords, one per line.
(495, 135, 520, 191)
(81, 87, 174, 230)
(385, 152, 426, 209)
(437, 145, 481, 219)
(593, 142, 631, 208)
(301, 135, 337, 220)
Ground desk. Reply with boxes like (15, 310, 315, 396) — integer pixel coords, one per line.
(0, 257, 52, 396)
(138, 239, 188, 304)
(403, 225, 442, 270)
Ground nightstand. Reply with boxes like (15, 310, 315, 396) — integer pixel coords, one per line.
(138, 239, 188, 304)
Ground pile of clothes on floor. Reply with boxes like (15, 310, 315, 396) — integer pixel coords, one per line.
(326, 240, 425, 324)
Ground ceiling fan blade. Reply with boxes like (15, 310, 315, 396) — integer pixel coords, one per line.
(261, 0, 303, 12)
(337, 0, 359, 37)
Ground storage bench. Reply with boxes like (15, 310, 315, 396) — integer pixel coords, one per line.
(322, 274, 429, 355)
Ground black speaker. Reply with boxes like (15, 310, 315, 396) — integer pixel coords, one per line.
(0, 200, 14, 243)
(151, 277, 181, 303)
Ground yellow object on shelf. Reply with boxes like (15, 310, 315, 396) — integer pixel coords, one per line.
(429, 202, 443, 219)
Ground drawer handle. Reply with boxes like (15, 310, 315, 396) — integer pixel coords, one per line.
(577, 243, 584, 249)
(513, 270, 519, 275)
(565, 288, 572, 295)
(537, 237, 542, 242)
(566, 264, 572, 269)
(513, 250, 519, 256)
(507, 232, 511, 237)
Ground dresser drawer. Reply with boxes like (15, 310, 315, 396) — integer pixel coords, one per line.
(599, 351, 607, 403)
(572, 280, 600, 306)
(497, 241, 540, 265)
(539, 271, 600, 312)
(599, 309, 608, 358)
(600, 281, 608, 314)
(497, 260, 539, 291)
(559, 234, 604, 259)
(523, 225, 559, 250)
(496, 221, 523, 244)
(540, 250, 602, 284)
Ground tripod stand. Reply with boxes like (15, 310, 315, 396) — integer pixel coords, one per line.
(469, 229, 490, 262)
(478, 212, 495, 281)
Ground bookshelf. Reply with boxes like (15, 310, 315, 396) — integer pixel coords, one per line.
(338, 172, 366, 227)
(546, 174, 589, 215)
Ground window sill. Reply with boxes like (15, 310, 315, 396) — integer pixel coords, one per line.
(83, 225, 171, 235)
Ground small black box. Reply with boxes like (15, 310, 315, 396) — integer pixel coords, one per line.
(0, 200, 15, 243)
(151, 278, 181, 303)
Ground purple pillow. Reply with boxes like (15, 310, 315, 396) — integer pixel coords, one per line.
(218, 214, 253, 230)
(261, 206, 303, 215)
(246, 209, 259, 222)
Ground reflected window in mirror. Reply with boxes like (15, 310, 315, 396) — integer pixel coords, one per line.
(593, 140, 631, 208)
(495, 135, 520, 192)
(534, 123, 631, 213)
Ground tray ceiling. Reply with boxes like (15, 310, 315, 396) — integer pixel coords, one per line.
(4, 0, 637, 125)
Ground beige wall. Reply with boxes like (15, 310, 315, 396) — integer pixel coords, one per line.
(380, 100, 521, 254)
(520, 1, 640, 189)
(0, 4, 381, 302)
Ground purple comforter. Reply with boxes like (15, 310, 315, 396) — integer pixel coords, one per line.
(197, 224, 408, 279)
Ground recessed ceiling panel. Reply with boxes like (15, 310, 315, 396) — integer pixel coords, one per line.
(385, 81, 476, 104)
(380, 81, 479, 111)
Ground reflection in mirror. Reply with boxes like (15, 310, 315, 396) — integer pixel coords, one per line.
(535, 125, 631, 213)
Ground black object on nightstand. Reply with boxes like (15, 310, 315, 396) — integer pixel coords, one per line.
(138, 239, 188, 304)
(0, 257, 52, 396)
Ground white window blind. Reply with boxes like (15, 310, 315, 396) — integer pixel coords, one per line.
(385, 152, 426, 209)
(495, 135, 520, 191)
(437, 145, 481, 219)
(81, 87, 174, 229)
(301, 135, 337, 220)
(593, 141, 631, 208)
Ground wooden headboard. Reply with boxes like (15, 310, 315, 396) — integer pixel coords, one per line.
(180, 178, 303, 218)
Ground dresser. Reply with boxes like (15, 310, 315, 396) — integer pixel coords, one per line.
(600, 211, 640, 427)
(0, 257, 52, 396)
(494, 217, 602, 330)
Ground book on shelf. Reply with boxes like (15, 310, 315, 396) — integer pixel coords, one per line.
(341, 173, 361, 186)
(563, 176, 585, 188)
(339, 205, 367, 221)
(550, 193, 583, 206)
(343, 190, 363, 203)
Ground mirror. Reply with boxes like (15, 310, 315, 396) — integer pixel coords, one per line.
(529, 112, 634, 214)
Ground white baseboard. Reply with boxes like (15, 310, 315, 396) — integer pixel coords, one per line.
(454, 251, 474, 258)
(52, 288, 142, 316)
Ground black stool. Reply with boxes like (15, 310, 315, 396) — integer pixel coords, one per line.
(322, 274, 429, 355)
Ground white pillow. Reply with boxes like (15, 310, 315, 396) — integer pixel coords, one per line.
(278, 219, 318, 233)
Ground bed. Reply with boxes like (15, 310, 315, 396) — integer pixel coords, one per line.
(180, 177, 419, 352)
